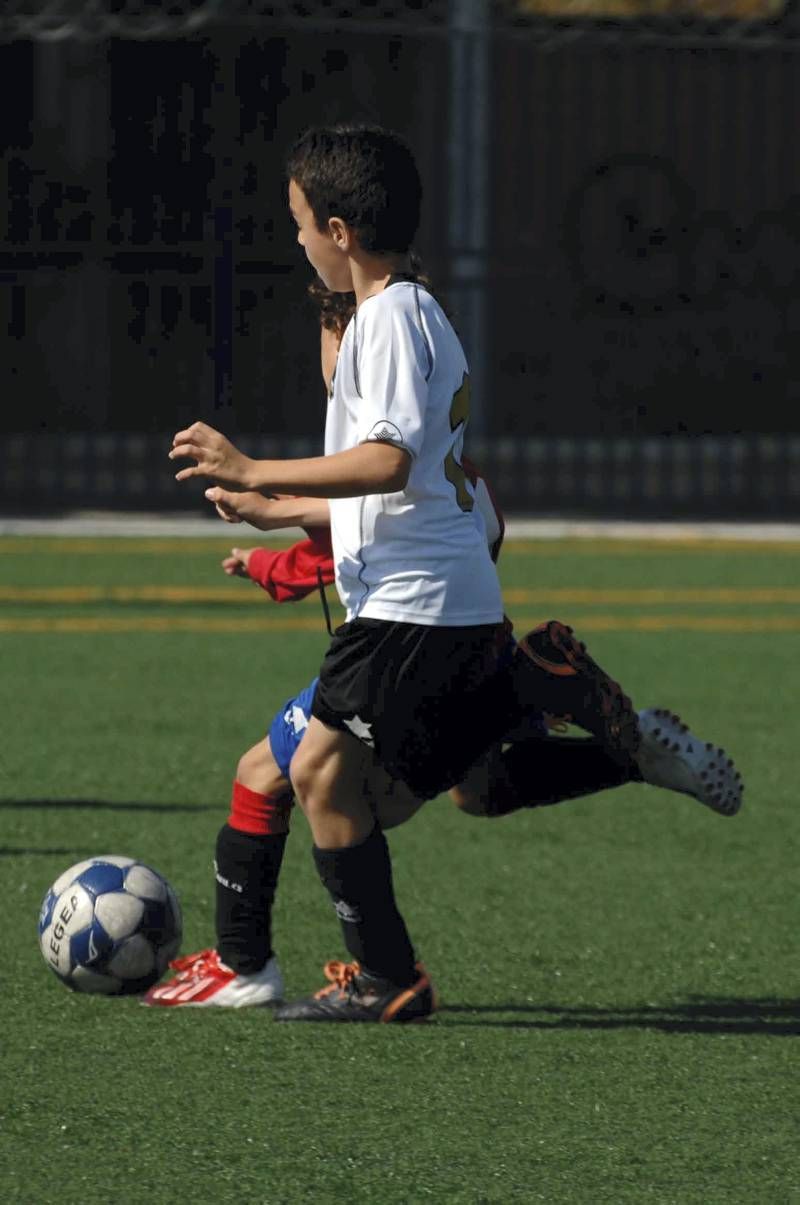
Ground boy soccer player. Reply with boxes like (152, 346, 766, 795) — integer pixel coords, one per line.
(145, 279, 742, 1014)
(169, 125, 642, 1022)
(142, 496, 742, 1009)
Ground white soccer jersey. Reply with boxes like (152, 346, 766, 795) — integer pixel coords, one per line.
(326, 280, 503, 625)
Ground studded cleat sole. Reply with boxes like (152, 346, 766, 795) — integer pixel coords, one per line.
(635, 708, 743, 817)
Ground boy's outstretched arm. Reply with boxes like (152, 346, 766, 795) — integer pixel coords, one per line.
(205, 488, 330, 532)
(221, 534, 336, 603)
(170, 421, 410, 496)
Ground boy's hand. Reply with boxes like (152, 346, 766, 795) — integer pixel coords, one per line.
(205, 486, 282, 527)
(206, 485, 251, 523)
(170, 422, 253, 487)
(222, 548, 255, 578)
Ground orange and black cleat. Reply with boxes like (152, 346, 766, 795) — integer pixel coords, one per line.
(274, 960, 437, 1023)
(514, 619, 640, 762)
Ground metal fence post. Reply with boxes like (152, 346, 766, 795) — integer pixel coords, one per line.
(448, 0, 490, 437)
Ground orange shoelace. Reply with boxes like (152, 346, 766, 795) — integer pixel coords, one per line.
(314, 960, 361, 999)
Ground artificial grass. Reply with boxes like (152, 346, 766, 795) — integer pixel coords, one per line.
(1, 536, 797, 1204)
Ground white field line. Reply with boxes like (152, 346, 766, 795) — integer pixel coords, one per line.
(2, 512, 800, 542)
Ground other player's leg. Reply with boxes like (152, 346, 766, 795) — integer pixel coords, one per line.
(451, 714, 742, 819)
(143, 736, 291, 1008)
(512, 620, 640, 760)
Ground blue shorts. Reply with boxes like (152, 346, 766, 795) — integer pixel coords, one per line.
(267, 636, 547, 785)
(268, 677, 319, 782)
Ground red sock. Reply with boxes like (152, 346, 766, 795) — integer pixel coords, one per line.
(227, 781, 293, 836)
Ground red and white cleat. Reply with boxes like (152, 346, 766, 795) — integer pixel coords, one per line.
(142, 948, 284, 1008)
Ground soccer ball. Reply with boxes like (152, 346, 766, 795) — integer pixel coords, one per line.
(38, 855, 182, 995)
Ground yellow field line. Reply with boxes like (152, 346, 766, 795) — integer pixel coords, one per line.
(503, 540, 800, 556)
(0, 585, 297, 604)
(0, 539, 251, 555)
(2, 585, 800, 605)
(2, 614, 800, 634)
(501, 588, 800, 605)
(0, 616, 329, 633)
(538, 615, 800, 632)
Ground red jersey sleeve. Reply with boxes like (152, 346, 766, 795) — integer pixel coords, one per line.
(245, 528, 335, 603)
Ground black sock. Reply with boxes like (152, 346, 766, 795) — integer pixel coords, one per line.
(485, 736, 641, 818)
(312, 824, 416, 987)
(214, 824, 288, 974)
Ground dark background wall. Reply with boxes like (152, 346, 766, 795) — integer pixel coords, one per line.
(1, 11, 799, 514)
(491, 43, 800, 439)
(0, 33, 450, 438)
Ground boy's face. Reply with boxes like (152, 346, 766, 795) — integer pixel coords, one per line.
(289, 179, 353, 293)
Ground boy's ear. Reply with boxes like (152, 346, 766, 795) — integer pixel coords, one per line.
(328, 215, 351, 250)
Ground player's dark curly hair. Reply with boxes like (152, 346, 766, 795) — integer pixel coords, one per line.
(287, 123, 422, 255)
(308, 252, 432, 338)
(307, 278, 356, 338)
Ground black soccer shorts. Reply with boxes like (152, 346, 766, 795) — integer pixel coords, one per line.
(311, 617, 505, 800)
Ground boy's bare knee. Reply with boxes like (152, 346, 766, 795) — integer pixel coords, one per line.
(236, 739, 287, 797)
(289, 757, 341, 833)
(236, 747, 255, 783)
(289, 744, 319, 810)
(289, 721, 376, 848)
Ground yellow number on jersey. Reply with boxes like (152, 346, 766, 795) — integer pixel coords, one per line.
(443, 373, 473, 513)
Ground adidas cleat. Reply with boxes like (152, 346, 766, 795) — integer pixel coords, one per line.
(142, 947, 284, 1007)
(274, 960, 436, 1024)
(514, 620, 640, 762)
(635, 708, 743, 817)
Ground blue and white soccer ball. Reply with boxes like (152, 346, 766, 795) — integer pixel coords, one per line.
(38, 855, 182, 995)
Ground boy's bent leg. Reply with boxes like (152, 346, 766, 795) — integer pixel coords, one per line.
(277, 620, 470, 1022)
(290, 718, 417, 985)
(277, 718, 430, 1021)
(451, 738, 638, 818)
(371, 766, 426, 831)
(450, 711, 743, 820)
(290, 717, 376, 849)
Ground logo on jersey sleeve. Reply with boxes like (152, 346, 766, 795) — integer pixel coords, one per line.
(366, 420, 404, 447)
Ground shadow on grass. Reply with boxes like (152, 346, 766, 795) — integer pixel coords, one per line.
(440, 999, 800, 1036)
(0, 799, 218, 813)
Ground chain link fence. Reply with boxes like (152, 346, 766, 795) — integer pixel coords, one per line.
(1, 1, 799, 515)
(2, 1, 800, 43)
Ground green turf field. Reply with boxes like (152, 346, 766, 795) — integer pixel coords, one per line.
(1, 534, 798, 1204)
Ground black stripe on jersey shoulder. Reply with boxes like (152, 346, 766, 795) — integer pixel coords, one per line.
(353, 495, 371, 617)
(412, 284, 434, 382)
(351, 311, 362, 398)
